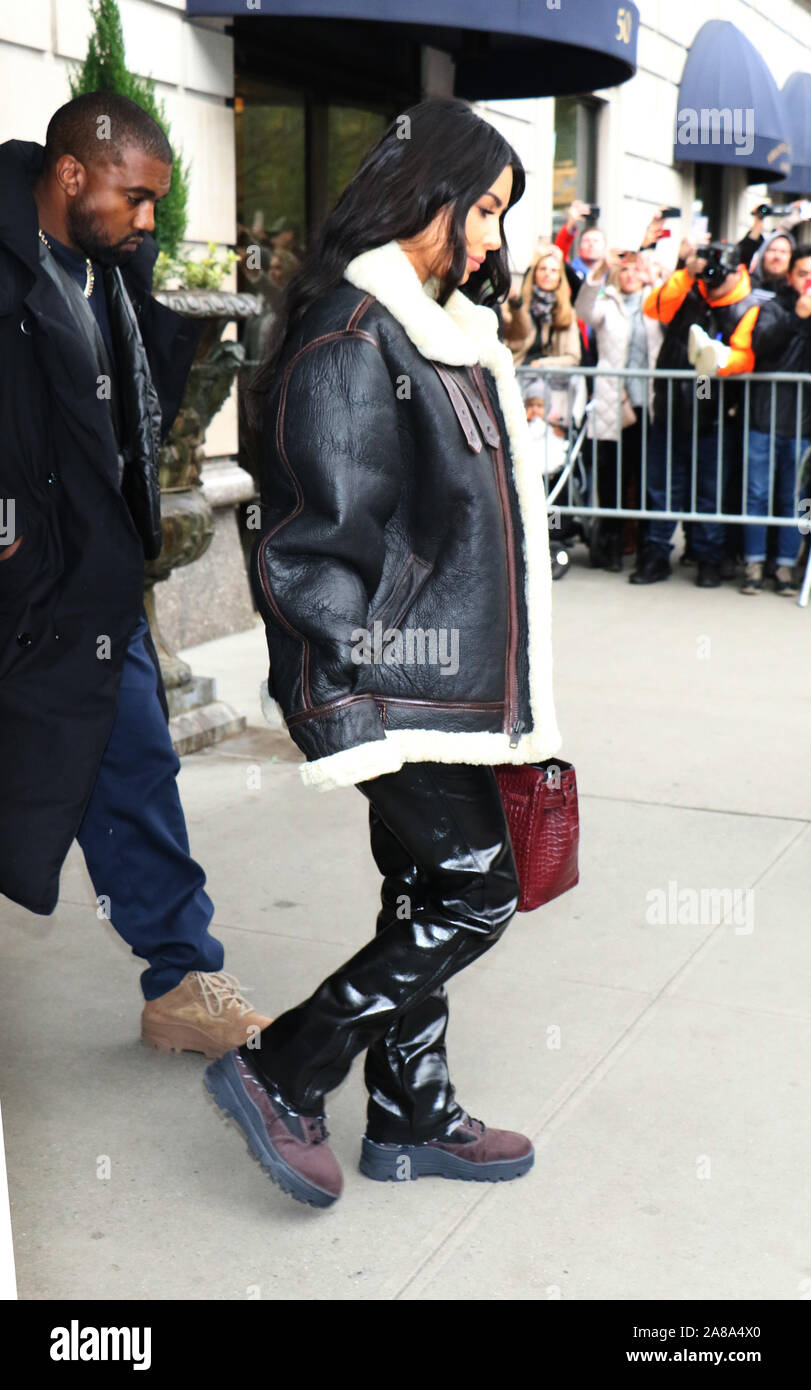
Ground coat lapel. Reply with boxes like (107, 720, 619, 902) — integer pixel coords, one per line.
(23, 269, 123, 492)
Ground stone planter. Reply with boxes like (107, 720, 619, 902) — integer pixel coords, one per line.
(145, 288, 262, 754)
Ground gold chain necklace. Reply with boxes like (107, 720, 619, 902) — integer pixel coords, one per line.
(38, 228, 95, 299)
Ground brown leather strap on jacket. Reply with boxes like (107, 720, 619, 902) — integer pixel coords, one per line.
(447, 367, 500, 447)
(433, 365, 483, 452)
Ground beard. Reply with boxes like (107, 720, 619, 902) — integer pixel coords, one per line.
(66, 197, 143, 266)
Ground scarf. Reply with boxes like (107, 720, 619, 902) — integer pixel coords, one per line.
(529, 286, 558, 327)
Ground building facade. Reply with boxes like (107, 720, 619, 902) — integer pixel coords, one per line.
(4, 0, 809, 310)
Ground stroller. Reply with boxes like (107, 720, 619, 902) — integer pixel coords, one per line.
(521, 369, 594, 580)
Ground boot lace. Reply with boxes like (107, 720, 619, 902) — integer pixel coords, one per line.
(457, 1112, 486, 1137)
(191, 970, 255, 1018)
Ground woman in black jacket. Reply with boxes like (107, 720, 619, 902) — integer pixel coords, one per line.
(205, 99, 562, 1208)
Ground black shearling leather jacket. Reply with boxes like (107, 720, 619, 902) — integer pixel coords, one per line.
(252, 240, 560, 790)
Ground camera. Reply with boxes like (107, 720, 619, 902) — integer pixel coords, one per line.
(694, 242, 740, 284)
(584, 205, 600, 221)
(660, 206, 682, 219)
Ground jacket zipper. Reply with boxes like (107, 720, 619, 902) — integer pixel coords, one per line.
(509, 718, 525, 748)
(470, 364, 520, 741)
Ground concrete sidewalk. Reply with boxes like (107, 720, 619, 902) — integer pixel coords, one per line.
(1, 545, 809, 1301)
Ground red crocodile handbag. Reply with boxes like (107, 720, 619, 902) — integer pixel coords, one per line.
(494, 759, 580, 912)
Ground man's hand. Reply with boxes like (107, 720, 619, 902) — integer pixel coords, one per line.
(782, 201, 807, 231)
(679, 230, 710, 272)
(684, 249, 706, 278)
(641, 207, 671, 247)
(795, 285, 811, 319)
(683, 238, 712, 278)
(566, 199, 591, 231)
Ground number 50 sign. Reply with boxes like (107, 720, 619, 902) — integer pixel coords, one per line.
(616, 7, 633, 43)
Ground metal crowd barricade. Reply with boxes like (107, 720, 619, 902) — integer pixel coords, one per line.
(517, 364, 811, 608)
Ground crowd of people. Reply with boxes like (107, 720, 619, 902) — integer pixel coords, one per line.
(511, 199, 811, 596)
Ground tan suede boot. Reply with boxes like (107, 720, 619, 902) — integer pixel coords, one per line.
(141, 971, 272, 1059)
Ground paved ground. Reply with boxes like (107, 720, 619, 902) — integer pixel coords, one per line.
(1, 540, 809, 1301)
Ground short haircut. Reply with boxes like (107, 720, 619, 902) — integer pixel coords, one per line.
(790, 243, 811, 270)
(44, 91, 173, 171)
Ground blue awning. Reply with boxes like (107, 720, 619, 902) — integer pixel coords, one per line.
(774, 73, 811, 195)
(186, 1, 639, 99)
(673, 19, 791, 183)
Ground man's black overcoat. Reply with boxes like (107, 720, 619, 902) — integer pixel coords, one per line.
(0, 140, 202, 913)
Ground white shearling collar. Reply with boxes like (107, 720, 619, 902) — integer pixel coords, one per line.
(344, 239, 509, 371)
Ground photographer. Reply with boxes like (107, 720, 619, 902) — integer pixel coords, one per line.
(742, 243, 811, 596)
(749, 231, 795, 291)
(631, 242, 768, 587)
(737, 200, 807, 270)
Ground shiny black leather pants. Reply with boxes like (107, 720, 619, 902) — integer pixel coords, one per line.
(244, 762, 520, 1141)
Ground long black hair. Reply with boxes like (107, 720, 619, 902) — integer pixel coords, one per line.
(246, 97, 525, 429)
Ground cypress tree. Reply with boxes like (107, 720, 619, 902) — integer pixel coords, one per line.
(69, 0, 189, 258)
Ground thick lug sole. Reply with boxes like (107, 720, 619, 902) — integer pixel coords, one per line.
(359, 1136, 534, 1184)
(142, 1021, 226, 1060)
(142, 1014, 270, 1060)
(204, 1053, 339, 1209)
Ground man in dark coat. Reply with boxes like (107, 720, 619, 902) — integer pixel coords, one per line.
(741, 243, 811, 596)
(631, 244, 770, 588)
(0, 92, 269, 1054)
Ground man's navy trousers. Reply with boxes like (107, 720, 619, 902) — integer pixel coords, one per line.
(76, 613, 224, 1000)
